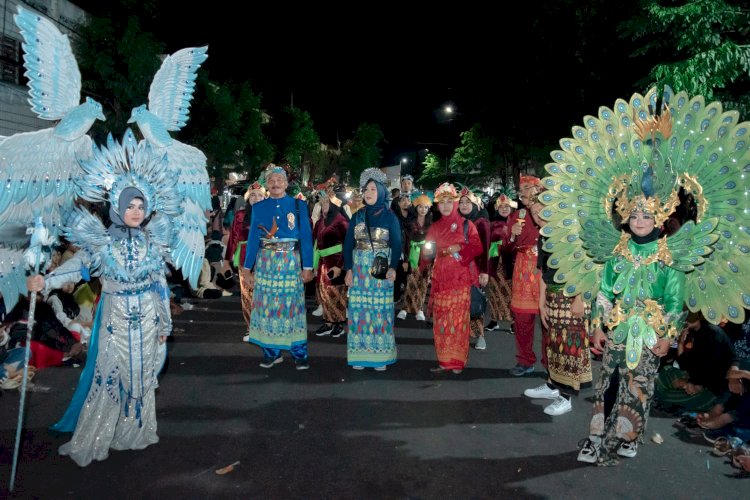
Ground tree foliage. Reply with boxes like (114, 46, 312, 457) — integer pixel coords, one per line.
(416, 152, 448, 188)
(183, 76, 274, 186)
(278, 106, 320, 173)
(73, 13, 163, 140)
(339, 123, 384, 184)
(450, 123, 495, 180)
(620, 0, 750, 114)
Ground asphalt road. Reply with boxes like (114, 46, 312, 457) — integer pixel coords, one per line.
(1, 294, 746, 499)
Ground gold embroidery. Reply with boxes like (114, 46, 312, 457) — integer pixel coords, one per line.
(606, 299, 679, 340)
(678, 173, 707, 223)
(613, 234, 672, 268)
(632, 104, 672, 142)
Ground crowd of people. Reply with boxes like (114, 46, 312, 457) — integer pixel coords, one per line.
(3, 163, 748, 476)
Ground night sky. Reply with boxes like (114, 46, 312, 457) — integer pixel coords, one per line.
(71, 1, 653, 166)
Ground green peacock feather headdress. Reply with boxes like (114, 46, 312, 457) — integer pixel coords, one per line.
(540, 85, 750, 326)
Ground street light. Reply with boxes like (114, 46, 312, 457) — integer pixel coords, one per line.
(443, 105, 456, 175)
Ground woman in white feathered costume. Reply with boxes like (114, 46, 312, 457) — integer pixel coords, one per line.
(27, 133, 176, 467)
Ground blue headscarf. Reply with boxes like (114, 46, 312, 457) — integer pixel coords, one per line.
(364, 180, 390, 217)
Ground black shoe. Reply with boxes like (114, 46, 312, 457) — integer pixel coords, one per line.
(330, 323, 345, 338)
(295, 359, 310, 370)
(485, 320, 500, 332)
(314, 323, 334, 336)
(507, 323, 515, 335)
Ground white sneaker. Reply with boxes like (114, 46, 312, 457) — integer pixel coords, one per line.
(617, 441, 638, 458)
(312, 305, 323, 316)
(352, 365, 365, 370)
(577, 436, 601, 463)
(242, 333, 251, 342)
(374, 366, 387, 371)
(523, 383, 559, 399)
(544, 395, 572, 416)
(415, 311, 426, 321)
(396, 310, 407, 320)
(475, 336, 487, 350)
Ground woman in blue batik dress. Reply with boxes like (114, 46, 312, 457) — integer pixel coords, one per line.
(343, 168, 401, 371)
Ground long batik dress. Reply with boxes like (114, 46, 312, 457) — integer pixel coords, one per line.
(424, 207, 482, 370)
(538, 235, 592, 392)
(313, 208, 349, 325)
(503, 209, 541, 368)
(486, 215, 513, 324)
(244, 195, 313, 361)
(403, 216, 432, 314)
(49, 219, 172, 467)
(465, 212, 491, 339)
(343, 207, 401, 368)
(589, 235, 685, 463)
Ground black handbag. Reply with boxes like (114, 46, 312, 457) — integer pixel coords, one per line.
(470, 285, 487, 318)
(365, 212, 390, 280)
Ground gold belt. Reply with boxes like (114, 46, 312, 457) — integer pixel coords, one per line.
(355, 241, 389, 250)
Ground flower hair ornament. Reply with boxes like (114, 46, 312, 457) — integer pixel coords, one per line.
(434, 182, 459, 202)
(494, 183, 519, 210)
(458, 186, 482, 206)
(412, 192, 433, 207)
(244, 181, 266, 200)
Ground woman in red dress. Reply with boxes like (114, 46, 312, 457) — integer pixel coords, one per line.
(422, 183, 482, 374)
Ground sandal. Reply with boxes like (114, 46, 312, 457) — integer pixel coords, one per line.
(712, 437, 734, 456)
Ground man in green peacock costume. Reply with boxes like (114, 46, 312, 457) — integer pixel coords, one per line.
(539, 86, 750, 465)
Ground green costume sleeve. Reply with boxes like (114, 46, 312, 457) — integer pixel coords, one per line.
(591, 259, 616, 331)
(662, 264, 686, 332)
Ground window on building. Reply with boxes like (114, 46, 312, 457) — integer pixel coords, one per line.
(0, 35, 21, 85)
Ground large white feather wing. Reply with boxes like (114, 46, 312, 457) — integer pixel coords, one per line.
(148, 46, 208, 132)
(14, 6, 81, 120)
(155, 140, 210, 288)
(0, 129, 90, 245)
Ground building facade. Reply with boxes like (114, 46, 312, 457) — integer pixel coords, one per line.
(0, 0, 88, 136)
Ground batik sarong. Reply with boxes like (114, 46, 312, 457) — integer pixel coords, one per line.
(319, 280, 347, 323)
(347, 249, 397, 367)
(486, 274, 512, 322)
(239, 269, 254, 329)
(432, 287, 471, 370)
(247, 248, 307, 349)
(543, 287, 592, 391)
(510, 247, 540, 314)
(403, 267, 431, 314)
(589, 341, 660, 464)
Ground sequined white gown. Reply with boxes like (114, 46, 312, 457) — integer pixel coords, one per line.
(46, 229, 171, 466)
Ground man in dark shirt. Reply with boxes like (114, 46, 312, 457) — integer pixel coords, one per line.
(654, 313, 735, 413)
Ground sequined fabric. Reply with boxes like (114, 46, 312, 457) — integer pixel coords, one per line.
(47, 231, 169, 466)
